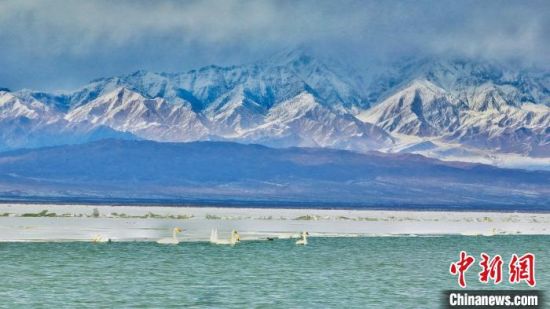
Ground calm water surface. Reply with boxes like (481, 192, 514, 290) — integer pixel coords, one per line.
(0, 236, 548, 308)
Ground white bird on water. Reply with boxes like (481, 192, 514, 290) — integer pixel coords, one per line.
(156, 227, 183, 245)
(92, 234, 111, 243)
(210, 229, 240, 245)
(295, 231, 309, 245)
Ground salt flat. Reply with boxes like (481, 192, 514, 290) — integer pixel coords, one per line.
(0, 203, 548, 242)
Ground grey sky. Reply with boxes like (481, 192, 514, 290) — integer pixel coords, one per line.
(0, 0, 548, 91)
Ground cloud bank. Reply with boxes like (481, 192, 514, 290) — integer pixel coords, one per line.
(0, 0, 548, 90)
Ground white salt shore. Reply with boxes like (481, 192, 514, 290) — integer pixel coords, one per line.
(0, 203, 548, 242)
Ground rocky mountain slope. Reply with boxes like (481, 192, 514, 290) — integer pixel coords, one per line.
(1, 50, 548, 166)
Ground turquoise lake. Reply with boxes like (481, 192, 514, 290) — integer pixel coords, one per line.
(0, 236, 548, 308)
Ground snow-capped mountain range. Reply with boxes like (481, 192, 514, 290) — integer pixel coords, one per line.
(1, 49, 548, 168)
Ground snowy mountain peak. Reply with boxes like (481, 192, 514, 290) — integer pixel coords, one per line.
(398, 79, 448, 98)
(267, 92, 319, 121)
(66, 87, 207, 142)
(359, 79, 462, 137)
(105, 86, 148, 103)
(359, 70, 549, 158)
(0, 91, 58, 121)
(367, 56, 549, 108)
(0, 52, 548, 164)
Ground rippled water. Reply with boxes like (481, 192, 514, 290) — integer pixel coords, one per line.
(0, 236, 548, 308)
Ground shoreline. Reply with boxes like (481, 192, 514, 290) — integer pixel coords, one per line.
(1, 203, 549, 242)
(1, 200, 549, 214)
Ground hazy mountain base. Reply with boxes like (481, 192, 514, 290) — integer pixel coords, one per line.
(0, 140, 548, 211)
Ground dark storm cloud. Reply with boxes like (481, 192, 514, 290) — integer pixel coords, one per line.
(0, 0, 548, 90)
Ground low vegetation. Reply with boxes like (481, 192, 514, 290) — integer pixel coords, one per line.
(21, 210, 57, 217)
(6, 209, 193, 219)
(293, 215, 320, 221)
(205, 214, 222, 220)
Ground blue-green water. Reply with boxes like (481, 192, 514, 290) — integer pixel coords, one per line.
(0, 236, 548, 308)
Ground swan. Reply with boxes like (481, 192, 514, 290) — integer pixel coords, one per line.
(156, 227, 183, 245)
(295, 231, 309, 245)
(210, 229, 240, 245)
(92, 234, 111, 243)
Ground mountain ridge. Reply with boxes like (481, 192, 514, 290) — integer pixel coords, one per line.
(1, 49, 548, 166)
(0, 139, 548, 210)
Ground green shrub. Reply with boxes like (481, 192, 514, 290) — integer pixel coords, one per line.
(21, 210, 56, 217)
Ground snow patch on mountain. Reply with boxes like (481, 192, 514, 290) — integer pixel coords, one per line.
(66, 87, 208, 142)
(359, 76, 549, 158)
(238, 92, 393, 150)
(0, 91, 59, 122)
(358, 80, 463, 136)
